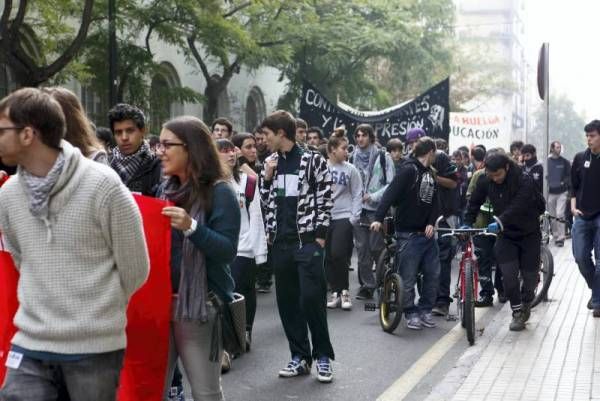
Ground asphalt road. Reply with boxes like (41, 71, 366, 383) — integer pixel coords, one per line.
(221, 258, 505, 401)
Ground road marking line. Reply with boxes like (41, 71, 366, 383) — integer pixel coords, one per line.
(377, 308, 489, 401)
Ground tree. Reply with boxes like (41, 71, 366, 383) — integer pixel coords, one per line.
(141, 0, 297, 123)
(0, 0, 94, 87)
(529, 93, 587, 161)
(78, 0, 203, 126)
(449, 40, 515, 112)
(277, 0, 456, 112)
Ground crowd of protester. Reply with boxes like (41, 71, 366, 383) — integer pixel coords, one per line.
(0, 86, 599, 401)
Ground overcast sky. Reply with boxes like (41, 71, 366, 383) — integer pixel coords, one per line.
(525, 0, 599, 120)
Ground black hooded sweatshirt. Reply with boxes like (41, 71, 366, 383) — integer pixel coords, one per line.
(375, 157, 439, 232)
(465, 163, 541, 238)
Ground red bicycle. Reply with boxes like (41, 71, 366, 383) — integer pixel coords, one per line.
(435, 217, 500, 345)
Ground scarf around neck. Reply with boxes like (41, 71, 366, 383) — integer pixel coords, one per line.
(110, 141, 154, 184)
(161, 177, 209, 322)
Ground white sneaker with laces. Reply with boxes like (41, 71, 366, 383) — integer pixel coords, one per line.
(327, 292, 340, 309)
(341, 290, 352, 310)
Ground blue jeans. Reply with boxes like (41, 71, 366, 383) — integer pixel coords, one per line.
(395, 233, 441, 316)
(0, 350, 124, 401)
(572, 214, 600, 308)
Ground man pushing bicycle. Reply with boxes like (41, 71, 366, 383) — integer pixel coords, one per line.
(371, 137, 440, 330)
(464, 152, 545, 331)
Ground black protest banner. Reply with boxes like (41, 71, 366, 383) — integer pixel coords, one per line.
(299, 79, 449, 144)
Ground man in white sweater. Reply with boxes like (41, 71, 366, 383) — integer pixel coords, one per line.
(0, 88, 149, 400)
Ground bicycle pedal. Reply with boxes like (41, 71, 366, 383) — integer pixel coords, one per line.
(364, 302, 378, 311)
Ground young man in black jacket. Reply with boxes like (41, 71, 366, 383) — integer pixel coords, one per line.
(260, 110, 335, 383)
(371, 137, 440, 330)
(108, 103, 161, 196)
(464, 153, 544, 331)
(521, 144, 544, 194)
(571, 120, 600, 317)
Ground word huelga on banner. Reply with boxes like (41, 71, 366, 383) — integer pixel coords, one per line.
(0, 194, 172, 401)
(449, 112, 510, 152)
(299, 79, 450, 145)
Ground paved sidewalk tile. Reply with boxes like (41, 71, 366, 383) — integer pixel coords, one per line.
(429, 241, 599, 401)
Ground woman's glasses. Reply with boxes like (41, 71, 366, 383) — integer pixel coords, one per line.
(156, 141, 186, 152)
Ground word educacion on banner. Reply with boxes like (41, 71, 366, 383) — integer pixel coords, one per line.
(449, 112, 509, 151)
(299, 79, 450, 145)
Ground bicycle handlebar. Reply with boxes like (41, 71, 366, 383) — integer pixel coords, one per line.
(433, 215, 501, 238)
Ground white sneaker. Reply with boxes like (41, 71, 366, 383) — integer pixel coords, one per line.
(341, 290, 352, 310)
(327, 292, 340, 308)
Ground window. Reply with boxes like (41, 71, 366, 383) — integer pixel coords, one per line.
(150, 63, 184, 134)
(245, 87, 266, 132)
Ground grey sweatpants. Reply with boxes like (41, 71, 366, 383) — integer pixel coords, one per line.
(163, 298, 223, 401)
(353, 210, 385, 289)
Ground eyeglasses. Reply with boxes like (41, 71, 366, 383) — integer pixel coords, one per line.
(0, 126, 23, 133)
(156, 141, 186, 152)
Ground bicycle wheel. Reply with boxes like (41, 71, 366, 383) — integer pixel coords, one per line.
(380, 273, 403, 333)
(531, 246, 554, 308)
(462, 260, 476, 345)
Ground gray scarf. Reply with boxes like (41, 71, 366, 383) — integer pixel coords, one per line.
(20, 152, 66, 242)
(110, 141, 154, 184)
(161, 178, 209, 322)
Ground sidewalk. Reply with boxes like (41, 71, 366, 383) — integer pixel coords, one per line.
(426, 240, 600, 401)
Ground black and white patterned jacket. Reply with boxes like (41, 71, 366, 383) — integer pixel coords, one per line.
(260, 149, 333, 244)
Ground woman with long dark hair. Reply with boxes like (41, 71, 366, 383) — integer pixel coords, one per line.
(216, 139, 267, 352)
(157, 116, 240, 401)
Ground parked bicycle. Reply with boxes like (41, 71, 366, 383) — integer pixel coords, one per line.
(363, 218, 404, 333)
(435, 216, 499, 345)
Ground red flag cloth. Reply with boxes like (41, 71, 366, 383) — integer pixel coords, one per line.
(0, 194, 172, 401)
(117, 194, 172, 401)
(0, 238, 18, 385)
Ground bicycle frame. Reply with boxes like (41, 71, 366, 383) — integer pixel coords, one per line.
(457, 236, 478, 313)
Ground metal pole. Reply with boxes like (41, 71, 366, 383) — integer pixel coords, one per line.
(108, 0, 118, 106)
(543, 43, 550, 200)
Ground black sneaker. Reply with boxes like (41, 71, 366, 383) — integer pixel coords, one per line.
(588, 297, 593, 310)
(355, 287, 373, 300)
(509, 310, 526, 331)
(278, 356, 311, 377)
(431, 304, 449, 316)
(498, 293, 508, 304)
(475, 296, 493, 307)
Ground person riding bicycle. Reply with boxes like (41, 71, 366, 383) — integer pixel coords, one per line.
(464, 153, 544, 331)
(371, 137, 440, 330)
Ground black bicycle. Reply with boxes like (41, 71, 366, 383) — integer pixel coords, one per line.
(363, 218, 404, 333)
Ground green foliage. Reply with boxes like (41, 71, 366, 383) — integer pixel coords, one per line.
(530, 94, 587, 161)
(277, 0, 456, 113)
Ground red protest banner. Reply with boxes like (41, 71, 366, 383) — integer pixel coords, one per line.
(0, 194, 172, 401)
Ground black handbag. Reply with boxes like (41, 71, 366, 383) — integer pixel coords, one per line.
(209, 292, 246, 361)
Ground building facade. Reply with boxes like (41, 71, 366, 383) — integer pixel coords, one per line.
(455, 0, 527, 142)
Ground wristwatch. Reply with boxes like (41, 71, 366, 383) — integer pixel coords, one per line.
(183, 218, 198, 237)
